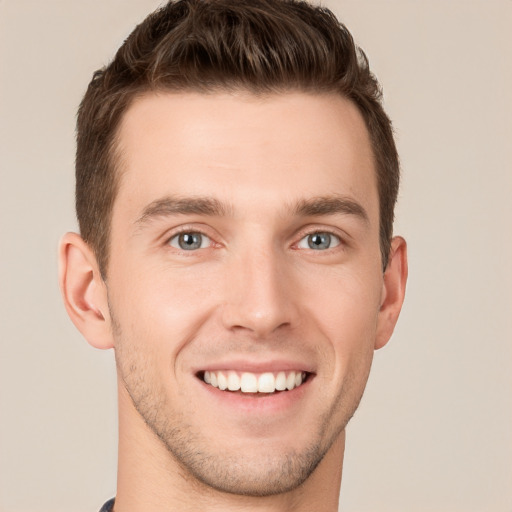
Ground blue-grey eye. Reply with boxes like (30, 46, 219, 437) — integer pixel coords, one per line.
(169, 232, 211, 250)
(297, 232, 341, 250)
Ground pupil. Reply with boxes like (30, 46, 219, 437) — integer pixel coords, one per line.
(309, 233, 330, 250)
(180, 233, 201, 250)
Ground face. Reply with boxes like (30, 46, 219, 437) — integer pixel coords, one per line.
(107, 91, 385, 495)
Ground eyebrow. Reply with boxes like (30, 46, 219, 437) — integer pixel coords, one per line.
(292, 195, 369, 224)
(135, 194, 369, 226)
(136, 196, 232, 225)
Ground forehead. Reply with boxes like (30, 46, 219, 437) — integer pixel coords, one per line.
(113, 91, 377, 222)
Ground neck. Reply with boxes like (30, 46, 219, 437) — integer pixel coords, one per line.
(114, 385, 345, 512)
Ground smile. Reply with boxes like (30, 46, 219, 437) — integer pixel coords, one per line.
(201, 370, 308, 394)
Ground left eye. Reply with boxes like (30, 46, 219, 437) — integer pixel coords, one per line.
(168, 232, 211, 250)
(297, 232, 341, 250)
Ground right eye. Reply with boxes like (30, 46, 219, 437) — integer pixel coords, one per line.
(168, 232, 211, 251)
(296, 231, 341, 251)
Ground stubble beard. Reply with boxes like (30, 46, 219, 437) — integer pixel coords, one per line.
(111, 311, 370, 497)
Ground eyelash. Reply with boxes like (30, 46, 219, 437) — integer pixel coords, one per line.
(166, 227, 216, 252)
(164, 227, 345, 253)
(295, 231, 342, 251)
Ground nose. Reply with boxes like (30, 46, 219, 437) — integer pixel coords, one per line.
(221, 247, 299, 338)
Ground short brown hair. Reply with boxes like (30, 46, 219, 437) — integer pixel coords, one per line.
(76, 0, 399, 276)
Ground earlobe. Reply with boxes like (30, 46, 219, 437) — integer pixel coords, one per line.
(375, 236, 408, 350)
(58, 232, 114, 350)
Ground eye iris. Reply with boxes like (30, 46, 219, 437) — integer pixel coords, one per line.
(308, 233, 331, 250)
(179, 232, 202, 250)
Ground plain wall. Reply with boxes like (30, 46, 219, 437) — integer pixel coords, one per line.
(0, 1, 511, 511)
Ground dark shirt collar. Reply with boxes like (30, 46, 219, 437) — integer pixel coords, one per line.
(99, 498, 115, 512)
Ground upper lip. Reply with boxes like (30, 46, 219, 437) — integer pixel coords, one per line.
(192, 359, 316, 375)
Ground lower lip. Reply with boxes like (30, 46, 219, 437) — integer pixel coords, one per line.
(197, 376, 313, 414)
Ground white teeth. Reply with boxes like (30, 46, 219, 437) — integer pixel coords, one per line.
(258, 372, 275, 393)
(217, 371, 228, 390)
(202, 370, 307, 393)
(227, 371, 241, 391)
(275, 371, 287, 391)
(286, 372, 296, 390)
(240, 372, 258, 392)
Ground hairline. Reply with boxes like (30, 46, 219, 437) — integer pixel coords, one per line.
(99, 84, 384, 278)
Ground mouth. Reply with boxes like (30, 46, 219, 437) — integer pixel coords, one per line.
(197, 370, 310, 395)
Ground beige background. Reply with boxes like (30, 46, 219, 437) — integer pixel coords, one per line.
(1, 1, 511, 511)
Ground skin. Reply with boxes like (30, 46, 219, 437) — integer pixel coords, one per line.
(59, 91, 407, 512)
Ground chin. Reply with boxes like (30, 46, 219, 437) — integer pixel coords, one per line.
(164, 437, 328, 497)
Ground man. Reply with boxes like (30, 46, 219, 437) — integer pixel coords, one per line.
(59, 0, 407, 510)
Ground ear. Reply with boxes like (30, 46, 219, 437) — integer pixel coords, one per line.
(58, 232, 114, 349)
(375, 236, 408, 350)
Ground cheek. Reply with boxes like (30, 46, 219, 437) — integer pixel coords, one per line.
(303, 267, 382, 379)
(304, 263, 382, 335)
(108, 262, 220, 357)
